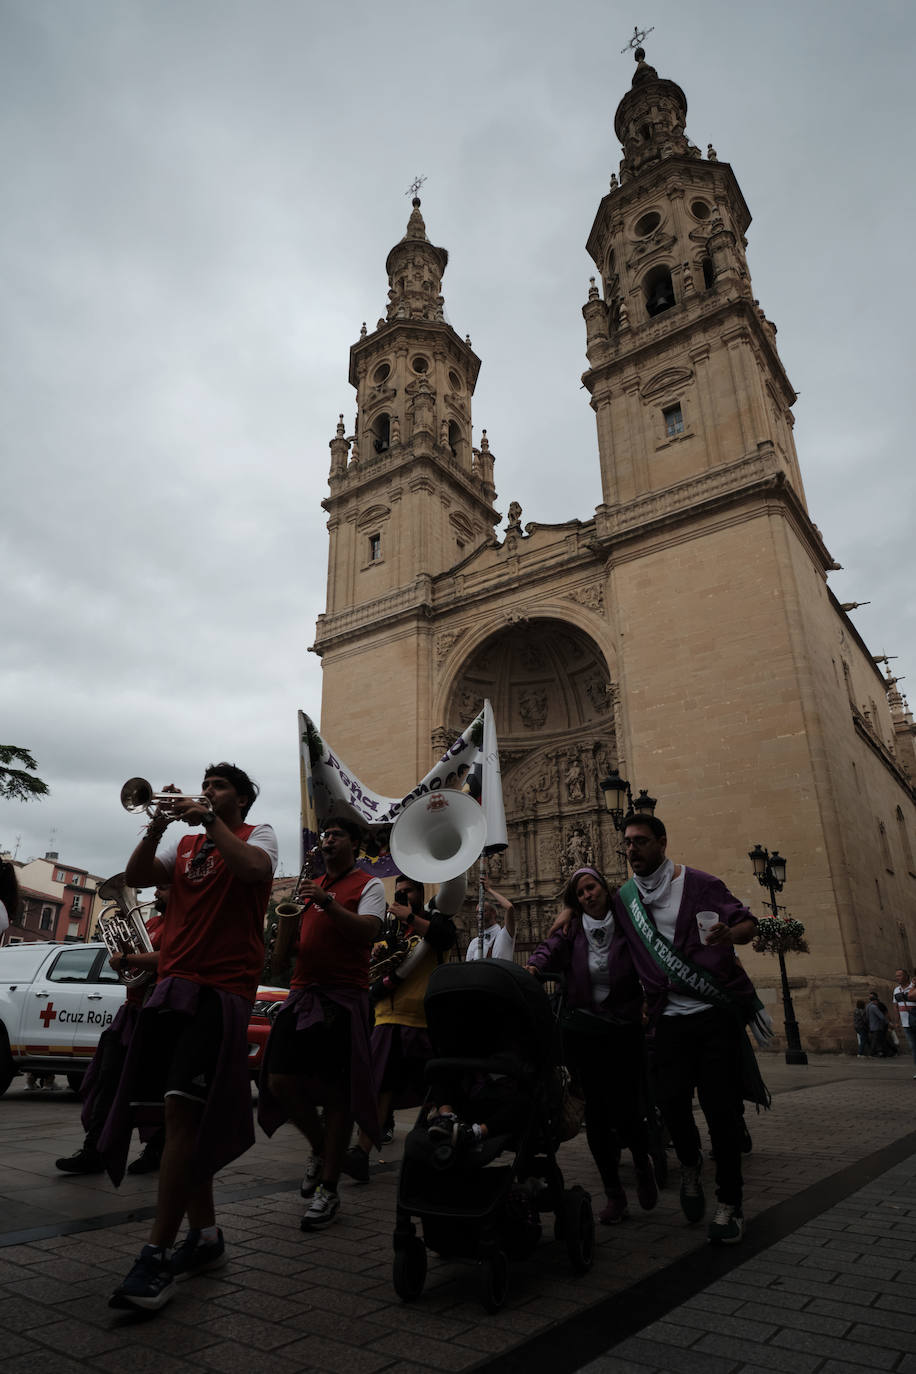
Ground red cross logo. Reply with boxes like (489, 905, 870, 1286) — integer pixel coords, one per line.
(39, 1002, 57, 1028)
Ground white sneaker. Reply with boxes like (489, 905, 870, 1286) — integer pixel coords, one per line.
(300, 1152, 324, 1199)
(300, 1184, 340, 1231)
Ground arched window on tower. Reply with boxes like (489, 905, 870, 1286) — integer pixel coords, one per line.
(447, 420, 462, 460)
(644, 265, 675, 318)
(371, 412, 390, 453)
(701, 257, 716, 289)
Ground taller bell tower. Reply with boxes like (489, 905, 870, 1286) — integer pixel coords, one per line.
(583, 48, 805, 510)
(314, 197, 500, 786)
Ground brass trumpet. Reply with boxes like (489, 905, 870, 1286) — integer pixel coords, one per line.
(120, 777, 208, 816)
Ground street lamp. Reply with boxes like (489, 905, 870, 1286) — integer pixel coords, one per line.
(599, 769, 657, 833)
(748, 844, 807, 1065)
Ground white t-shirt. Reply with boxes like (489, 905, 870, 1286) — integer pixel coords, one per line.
(466, 923, 515, 961)
(354, 876, 386, 922)
(582, 911, 615, 1000)
(893, 983, 916, 1029)
(157, 822, 279, 876)
(647, 868, 707, 1017)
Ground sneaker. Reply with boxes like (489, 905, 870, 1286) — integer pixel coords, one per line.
(109, 1245, 175, 1311)
(55, 1146, 105, 1175)
(707, 1202, 744, 1245)
(171, 1228, 226, 1281)
(598, 1188, 629, 1224)
(127, 1145, 162, 1176)
(427, 1112, 458, 1144)
(340, 1145, 370, 1184)
(635, 1158, 658, 1212)
(300, 1152, 324, 1199)
(300, 1184, 340, 1231)
(679, 1155, 705, 1223)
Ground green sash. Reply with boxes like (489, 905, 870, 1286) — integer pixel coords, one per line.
(619, 876, 771, 1108)
(618, 877, 762, 1021)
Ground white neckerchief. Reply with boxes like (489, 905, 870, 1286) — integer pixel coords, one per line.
(633, 857, 675, 909)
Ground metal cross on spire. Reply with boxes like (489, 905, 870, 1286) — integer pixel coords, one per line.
(621, 24, 655, 54)
(405, 175, 427, 199)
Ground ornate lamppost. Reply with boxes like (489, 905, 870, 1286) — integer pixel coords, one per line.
(748, 844, 808, 1066)
(599, 769, 657, 833)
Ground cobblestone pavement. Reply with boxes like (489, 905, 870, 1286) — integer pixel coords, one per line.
(1, 1053, 914, 1373)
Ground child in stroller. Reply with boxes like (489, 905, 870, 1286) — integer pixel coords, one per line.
(393, 958, 594, 1311)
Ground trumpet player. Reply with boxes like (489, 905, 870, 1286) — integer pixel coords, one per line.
(107, 764, 277, 1312)
(258, 818, 386, 1232)
(341, 875, 460, 1184)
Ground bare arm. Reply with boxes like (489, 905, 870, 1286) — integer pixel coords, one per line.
(706, 918, 756, 947)
(483, 876, 515, 938)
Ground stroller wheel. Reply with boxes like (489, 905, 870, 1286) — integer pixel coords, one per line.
(476, 1249, 509, 1314)
(393, 1237, 427, 1302)
(561, 1186, 594, 1274)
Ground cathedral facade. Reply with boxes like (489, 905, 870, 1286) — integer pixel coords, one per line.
(313, 51, 916, 1049)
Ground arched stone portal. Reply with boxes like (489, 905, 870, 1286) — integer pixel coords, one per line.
(441, 619, 623, 951)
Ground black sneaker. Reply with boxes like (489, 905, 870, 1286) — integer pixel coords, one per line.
(340, 1145, 370, 1184)
(109, 1245, 175, 1311)
(707, 1202, 744, 1244)
(127, 1145, 162, 1176)
(171, 1228, 226, 1281)
(55, 1147, 105, 1175)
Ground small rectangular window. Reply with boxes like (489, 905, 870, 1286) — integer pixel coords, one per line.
(663, 403, 684, 438)
(369, 534, 381, 562)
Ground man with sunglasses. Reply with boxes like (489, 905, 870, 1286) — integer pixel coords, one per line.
(614, 813, 759, 1247)
(260, 818, 385, 1231)
(341, 874, 459, 1183)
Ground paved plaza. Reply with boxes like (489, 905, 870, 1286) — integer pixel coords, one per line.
(1, 1052, 915, 1373)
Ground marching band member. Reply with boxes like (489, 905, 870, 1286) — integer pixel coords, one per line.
(258, 818, 385, 1231)
(465, 875, 516, 960)
(341, 873, 461, 1183)
(56, 887, 167, 1176)
(107, 764, 276, 1311)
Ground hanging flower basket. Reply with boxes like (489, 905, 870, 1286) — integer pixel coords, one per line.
(753, 916, 809, 956)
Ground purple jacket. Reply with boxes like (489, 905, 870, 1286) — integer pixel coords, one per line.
(527, 919, 643, 1024)
(613, 866, 758, 1028)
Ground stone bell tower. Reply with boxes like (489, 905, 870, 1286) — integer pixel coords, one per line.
(583, 47, 805, 510)
(314, 196, 501, 786)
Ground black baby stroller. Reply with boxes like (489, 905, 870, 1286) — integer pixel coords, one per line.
(392, 958, 595, 1312)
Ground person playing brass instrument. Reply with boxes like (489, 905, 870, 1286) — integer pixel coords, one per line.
(258, 818, 386, 1232)
(106, 763, 277, 1312)
(56, 886, 168, 1177)
(341, 874, 461, 1183)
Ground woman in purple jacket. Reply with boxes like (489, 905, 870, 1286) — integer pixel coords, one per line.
(526, 867, 657, 1225)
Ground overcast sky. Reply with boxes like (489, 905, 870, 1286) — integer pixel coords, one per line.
(2, 0, 914, 884)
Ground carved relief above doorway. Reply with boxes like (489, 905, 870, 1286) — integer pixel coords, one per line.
(440, 619, 622, 949)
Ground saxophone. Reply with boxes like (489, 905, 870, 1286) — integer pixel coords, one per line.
(267, 846, 321, 979)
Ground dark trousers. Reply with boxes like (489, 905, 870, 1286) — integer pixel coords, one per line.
(563, 1021, 649, 1193)
(652, 1007, 745, 1207)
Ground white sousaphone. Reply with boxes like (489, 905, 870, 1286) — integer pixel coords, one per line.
(389, 788, 487, 884)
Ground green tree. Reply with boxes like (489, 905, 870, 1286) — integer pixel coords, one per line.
(0, 746, 50, 802)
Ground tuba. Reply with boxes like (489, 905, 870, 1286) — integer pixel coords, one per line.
(389, 790, 487, 884)
(96, 873, 155, 988)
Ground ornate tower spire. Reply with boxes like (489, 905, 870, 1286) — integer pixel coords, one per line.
(385, 196, 448, 323)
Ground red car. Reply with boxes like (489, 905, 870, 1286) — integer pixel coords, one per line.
(247, 986, 288, 1080)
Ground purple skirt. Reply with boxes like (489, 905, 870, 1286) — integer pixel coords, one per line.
(257, 985, 381, 1149)
(98, 976, 254, 1185)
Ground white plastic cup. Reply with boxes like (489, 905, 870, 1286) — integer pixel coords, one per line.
(696, 911, 719, 945)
